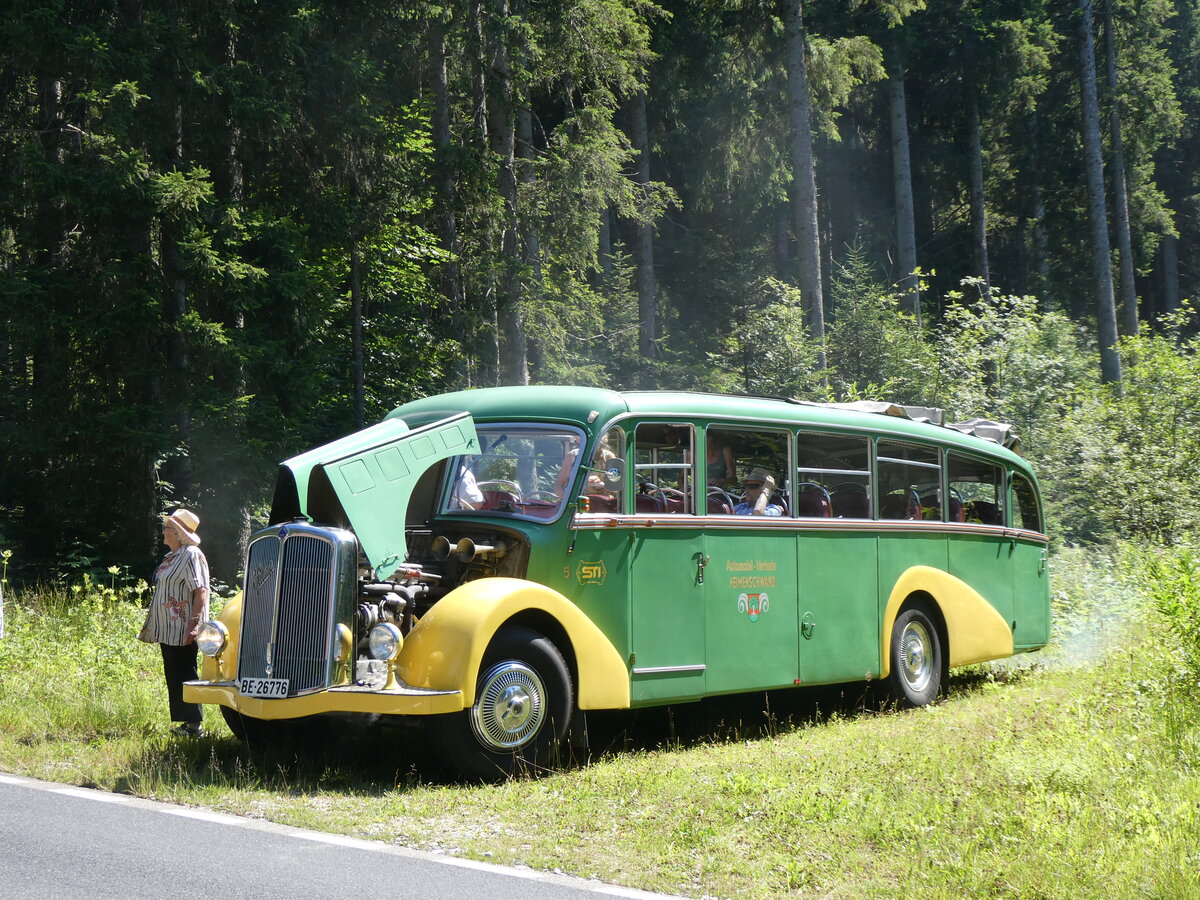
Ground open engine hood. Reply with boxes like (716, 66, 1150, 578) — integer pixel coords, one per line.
(271, 412, 478, 580)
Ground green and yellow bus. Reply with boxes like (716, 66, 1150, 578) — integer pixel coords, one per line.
(187, 387, 1050, 779)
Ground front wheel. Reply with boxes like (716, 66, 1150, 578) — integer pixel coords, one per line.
(429, 626, 574, 781)
(887, 605, 943, 707)
(221, 706, 319, 747)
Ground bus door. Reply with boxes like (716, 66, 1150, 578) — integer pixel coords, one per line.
(704, 524, 799, 693)
(627, 422, 706, 703)
(698, 426, 799, 693)
(946, 453, 1014, 630)
(1009, 472, 1050, 649)
(793, 431, 878, 685)
(560, 426, 633, 675)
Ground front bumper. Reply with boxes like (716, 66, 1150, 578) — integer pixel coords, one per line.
(183, 680, 463, 719)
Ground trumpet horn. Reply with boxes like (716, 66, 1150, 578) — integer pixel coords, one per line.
(431, 536, 506, 563)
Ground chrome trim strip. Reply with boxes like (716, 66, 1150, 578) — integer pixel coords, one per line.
(570, 512, 1049, 543)
(632, 664, 707, 675)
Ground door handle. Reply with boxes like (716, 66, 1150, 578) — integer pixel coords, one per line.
(694, 553, 710, 584)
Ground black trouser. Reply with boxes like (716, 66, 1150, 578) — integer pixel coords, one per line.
(159, 642, 201, 724)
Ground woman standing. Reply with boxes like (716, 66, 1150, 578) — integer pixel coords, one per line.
(139, 508, 210, 737)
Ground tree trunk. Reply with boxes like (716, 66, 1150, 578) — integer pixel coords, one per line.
(784, 0, 826, 365)
(518, 100, 543, 280)
(631, 89, 657, 380)
(967, 88, 991, 294)
(429, 9, 470, 386)
(774, 203, 791, 282)
(351, 243, 365, 428)
(1077, 0, 1122, 385)
(200, 0, 253, 583)
(1025, 111, 1052, 308)
(1159, 234, 1180, 316)
(887, 38, 919, 318)
(487, 0, 528, 386)
(597, 206, 613, 282)
(159, 132, 194, 511)
(1103, 1, 1139, 336)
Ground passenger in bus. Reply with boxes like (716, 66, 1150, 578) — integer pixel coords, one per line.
(579, 437, 621, 511)
(706, 433, 736, 487)
(553, 438, 584, 496)
(451, 463, 484, 509)
(733, 468, 784, 516)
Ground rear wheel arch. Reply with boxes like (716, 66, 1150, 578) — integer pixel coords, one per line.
(904, 590, 949, 673)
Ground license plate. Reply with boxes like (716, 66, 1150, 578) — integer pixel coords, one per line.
(238, 677, 289, 698)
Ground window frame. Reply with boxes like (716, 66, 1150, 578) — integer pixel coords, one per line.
(794, 429, 873, 519)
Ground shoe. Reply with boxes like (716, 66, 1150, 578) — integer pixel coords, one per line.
(171, 722, 204, 737)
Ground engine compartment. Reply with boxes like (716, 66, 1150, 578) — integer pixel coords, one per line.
(346, 523, 530, 688)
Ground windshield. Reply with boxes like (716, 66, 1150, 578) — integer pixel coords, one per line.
(443, 424, 584, 521)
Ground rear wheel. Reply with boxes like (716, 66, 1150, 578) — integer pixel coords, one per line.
(430, 626, 573, 781)
(888, 605, 943, 707)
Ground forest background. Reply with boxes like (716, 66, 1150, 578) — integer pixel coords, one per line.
(2, 0, 1200, 586)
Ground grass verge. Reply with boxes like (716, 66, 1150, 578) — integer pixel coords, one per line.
(2, 546, 1198, 898)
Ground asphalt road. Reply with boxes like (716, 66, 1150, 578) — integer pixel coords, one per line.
(0, 773, 680, 900)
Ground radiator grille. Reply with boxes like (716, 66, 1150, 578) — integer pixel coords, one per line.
(238, 527, 345, 696)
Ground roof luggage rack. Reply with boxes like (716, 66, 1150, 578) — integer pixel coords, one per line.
(793, 400, 1020, 453)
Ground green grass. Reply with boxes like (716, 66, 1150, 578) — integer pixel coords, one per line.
(3, 547, 1199, 898)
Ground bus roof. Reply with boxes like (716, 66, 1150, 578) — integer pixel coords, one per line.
(387, 386, 1030, 470)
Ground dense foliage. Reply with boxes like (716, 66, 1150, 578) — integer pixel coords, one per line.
(2, 0, 1199, 579)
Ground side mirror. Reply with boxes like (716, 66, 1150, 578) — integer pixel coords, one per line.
(603, 458, 625, 486)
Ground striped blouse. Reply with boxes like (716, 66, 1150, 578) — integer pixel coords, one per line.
(139, 545, 210, 646)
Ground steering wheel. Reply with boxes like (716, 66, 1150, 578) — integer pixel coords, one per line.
(524, 490, 561, 504)
(477, 480, 522, 496)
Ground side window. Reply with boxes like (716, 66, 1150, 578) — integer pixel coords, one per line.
(634, 423, 694, 514)
(706, 427, 789, 515)
(579, 427, 626, 513)
(877, 440, 941, 520)
(1011, 472, 1042, 532)
(796, 431, 871, 518)
(947, 453, 1004, 524)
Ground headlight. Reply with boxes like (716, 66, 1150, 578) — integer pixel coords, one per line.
(368, 623, 403, 661)
(195, 620, 229, 657)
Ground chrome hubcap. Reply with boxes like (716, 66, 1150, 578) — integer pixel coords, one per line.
(471, 661, 546, 750)
(899, 620, 932, 693)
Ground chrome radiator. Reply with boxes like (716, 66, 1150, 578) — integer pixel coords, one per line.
(237, 522, 358, 696)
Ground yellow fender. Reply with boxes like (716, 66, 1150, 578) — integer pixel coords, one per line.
(879, 566, 1013, 679)
(396, 577, 630, 710)
(200, 591, 243, 682)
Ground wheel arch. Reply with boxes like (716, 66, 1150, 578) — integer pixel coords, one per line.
(397, 577, 630, 710)
(879, 566, 1013, 679)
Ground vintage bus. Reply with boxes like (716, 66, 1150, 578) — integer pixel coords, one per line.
(186, 387, 1050, 779)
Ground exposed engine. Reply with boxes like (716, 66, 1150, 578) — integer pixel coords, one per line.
(345, 525, 529, 689)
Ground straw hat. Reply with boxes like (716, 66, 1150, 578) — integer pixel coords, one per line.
(162, 508, 202, 545)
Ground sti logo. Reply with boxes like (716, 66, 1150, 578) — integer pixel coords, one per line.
(576, 561, 607, 585)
